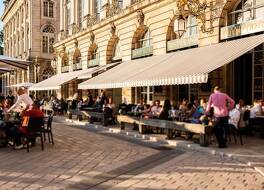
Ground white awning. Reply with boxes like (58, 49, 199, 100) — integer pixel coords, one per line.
(77, 62, 120, 79)
(0, 55, 30, 70)
(79, 34, 264, 89)
(10, 82, 34, 88)
(29, 67, 98, 91)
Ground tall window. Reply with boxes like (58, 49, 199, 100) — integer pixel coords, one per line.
(92, 47, 98, 59)
(185, 16, 198, 37)
(139, 29, 152, 48)
(79, 0, 85, 27)
(112, 39, 121, 60)
(42, 67, 54, 80)
(66, 0, 71, 31)
(43, 0, 54, 18)
(230, 0, 264, 24)
(42, 25, 55, 53)
(117, 0, 123, 8)
(95, 0, 101, 21)
(21, 8, 24, 23)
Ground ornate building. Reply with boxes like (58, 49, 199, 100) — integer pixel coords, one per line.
(34, 0, 264, 105)
(1, 0, 60, 92)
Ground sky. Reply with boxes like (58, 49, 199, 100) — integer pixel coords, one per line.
(0, 0, 3, 29)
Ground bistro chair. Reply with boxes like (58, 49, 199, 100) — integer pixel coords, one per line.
(23, 117, 45, 152)
(42, 114, 54, 145)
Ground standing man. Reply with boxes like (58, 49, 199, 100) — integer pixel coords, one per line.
(7, 88, 33, 113)
(206, 86, 235, 148)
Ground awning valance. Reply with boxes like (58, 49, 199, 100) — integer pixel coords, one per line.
(10, 82, 34, 88)
(79, 34, 264, 89)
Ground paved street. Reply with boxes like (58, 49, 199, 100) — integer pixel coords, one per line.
(0, 121, 263, 190)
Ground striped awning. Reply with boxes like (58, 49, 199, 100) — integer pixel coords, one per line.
(30, 67, 98, 91)
(0, 55, 30, 70)
(29, 63, 120, 91)
(78, 34, 264, 89)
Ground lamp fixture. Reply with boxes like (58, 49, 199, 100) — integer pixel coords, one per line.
(176, 0, 216, 33)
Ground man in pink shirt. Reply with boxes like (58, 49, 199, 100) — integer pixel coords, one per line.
(206, 86, 235, 148)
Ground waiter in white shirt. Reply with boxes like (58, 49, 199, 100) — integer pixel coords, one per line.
(7, 88, 33, 113)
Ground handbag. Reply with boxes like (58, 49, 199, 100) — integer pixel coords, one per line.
(21, 116, 30, 128)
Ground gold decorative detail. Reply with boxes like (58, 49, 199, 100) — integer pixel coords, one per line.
(86, 14, 98, 28)
(110, 22, 116, 36)
(59, 30, 67, 40)
(74, 39, 78, 48)
(106, 0, 122, 18)
(72, 23, 80, 34)
(176, 0, 220, 33)
(137, 9, 145, 26)
(90, 32, 95, 43)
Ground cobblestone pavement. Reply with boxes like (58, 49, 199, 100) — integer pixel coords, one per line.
(0, 122, 263, 190)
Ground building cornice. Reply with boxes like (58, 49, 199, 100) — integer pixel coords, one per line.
(1, 0, 16, 21)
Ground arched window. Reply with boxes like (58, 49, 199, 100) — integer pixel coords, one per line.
(112, 39, 121, 60)
(229, 0, 264, 24)
(88, 43, 99, 61)
(42, 25, 55, 53)
(73, 49, 81, 64)
(139, 29, 152, 48)
(91, 47, 98, 60)
(62, 53, 69, 66)
(43, 0, 54, 18)
(186, 16, 197, 36)
(42, 67, 55, 80)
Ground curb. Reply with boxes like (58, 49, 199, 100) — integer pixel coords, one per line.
(57, 117, 264, 177)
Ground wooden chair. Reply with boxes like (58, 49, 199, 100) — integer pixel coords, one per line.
(42, 115, 54, 145)
(23, 117, 45, 152)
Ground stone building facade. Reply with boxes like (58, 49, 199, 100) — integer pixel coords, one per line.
(1, 0, 60, 93)
(53, 0, 264, 105)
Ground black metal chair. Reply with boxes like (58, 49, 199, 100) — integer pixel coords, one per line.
(23, 117, 45, 152)
(42, 115, 54, 145)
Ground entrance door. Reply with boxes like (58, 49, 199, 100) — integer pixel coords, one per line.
(233, 52, 252, 104)
(233, 43, 264, 104)
(253, 44, 264, 101)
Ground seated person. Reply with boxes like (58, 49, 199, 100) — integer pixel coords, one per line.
(159, 99, 171, 120)
(250, 99, 262, 118)
(228, 106, 241, 131)
(94, 96, 102, 111)
(132, 99, 145, 114)
(150, 100, 162, 117)
(9, 101, 44, 149)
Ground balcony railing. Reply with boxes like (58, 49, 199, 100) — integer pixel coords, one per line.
(61, 65, 69, 73)
(72, 62, 83, 71)
(132, 46, 153, 59)
(88, 58, 100, 68)
(220, 19, 264, 40)
(167, 35, 198, 52)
